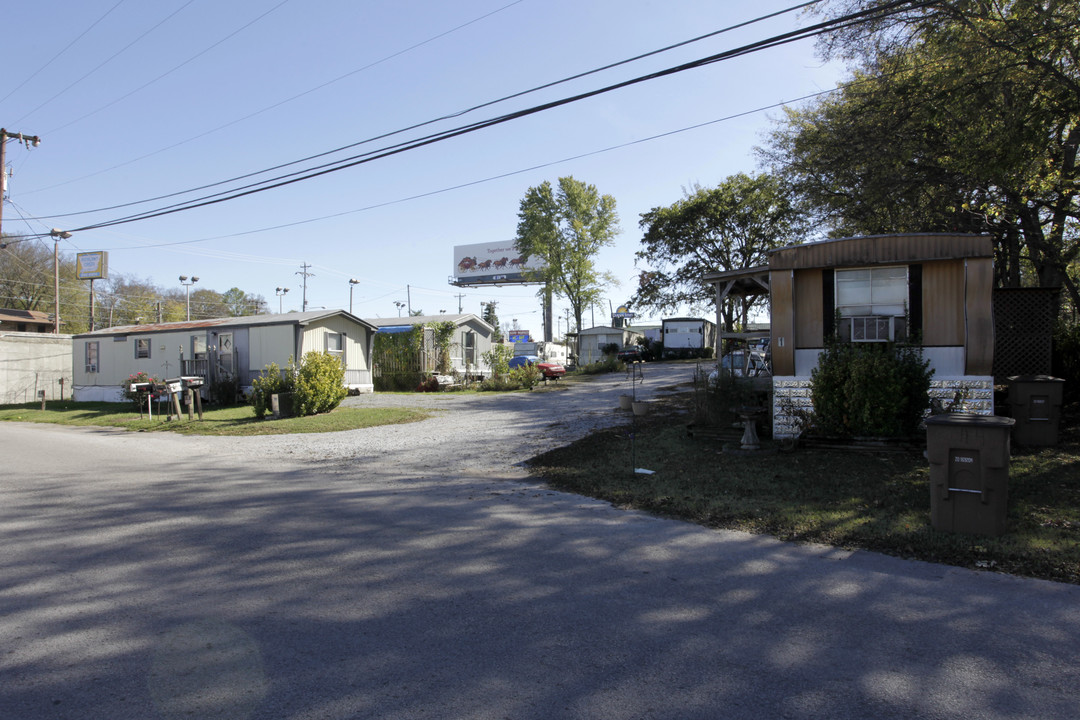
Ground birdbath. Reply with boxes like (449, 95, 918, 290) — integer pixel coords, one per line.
(734, 406, 767, 451)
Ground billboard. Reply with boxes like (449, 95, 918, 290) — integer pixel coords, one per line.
(451, 242, 546, 286)
(76, 251, 109, 280)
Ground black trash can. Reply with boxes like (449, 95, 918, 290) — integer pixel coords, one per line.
(1007, 375, 1065, 447)
(925, 413, 1015, 536)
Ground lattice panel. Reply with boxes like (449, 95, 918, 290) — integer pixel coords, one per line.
(993, 288, 1057, 381)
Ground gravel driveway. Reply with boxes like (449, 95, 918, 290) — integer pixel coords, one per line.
(219, 362, 701, 476)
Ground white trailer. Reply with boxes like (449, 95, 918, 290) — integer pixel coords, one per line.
(661, 317, 717, 359)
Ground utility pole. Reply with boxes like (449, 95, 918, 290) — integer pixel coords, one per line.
(0, 129, 42, 240)
(407, 285, 412, 316)
(296, 262, 314, 311)
(50, 229, 71, 333)
(455, 293, 466, 313)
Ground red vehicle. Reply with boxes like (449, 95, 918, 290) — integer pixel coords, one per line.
(536, 362, 566, 380)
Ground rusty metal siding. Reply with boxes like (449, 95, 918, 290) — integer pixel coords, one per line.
(921, 261, 965, 346)
(770, 270, 795, 376)
(769, 234, 992, 270)
(793, 268, 824, 349)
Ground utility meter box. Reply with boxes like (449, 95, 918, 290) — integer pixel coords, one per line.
(1008, 375, 1065, 446)
(925, 414, 1015, 536)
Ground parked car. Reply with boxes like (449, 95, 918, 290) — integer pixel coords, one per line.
(509, 355, 565, 380)
(508, 355, 541, 369)
(617, 345, 647, 363)
(536, 362, 566, 380)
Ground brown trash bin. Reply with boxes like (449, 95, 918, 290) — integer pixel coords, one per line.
(1008, 375, 1065, 446)
(925, 414, 1015, 536)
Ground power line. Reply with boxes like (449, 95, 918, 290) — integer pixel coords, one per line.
(26, 0, 533, 196)
(33, 0, 824, 221)
(59, 0, 925, 233)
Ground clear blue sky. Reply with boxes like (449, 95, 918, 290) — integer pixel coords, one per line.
(2, 0, 845, 333)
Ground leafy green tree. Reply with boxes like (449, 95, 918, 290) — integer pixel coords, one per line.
(427, 320, 456, 373)
(482, 301, 503, 343)
(515, 176, 620, 346)
(633, 173, 808, 330)
(763, 0, 1080, 311)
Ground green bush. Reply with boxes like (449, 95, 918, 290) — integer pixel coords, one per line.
(573, 356, 624, 375)
(600, 342, 620, 357)
(121, 371, 159, 410)
(811, 340, 933, 438)
(482, 344, 514, 379)
(510, 363, 542, 390)
(250, 361, 292, 419)
(293, 351, 348, 416)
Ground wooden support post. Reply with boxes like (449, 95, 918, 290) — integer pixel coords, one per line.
(185, 388, 194, 421)
(194, 391, 204, 420)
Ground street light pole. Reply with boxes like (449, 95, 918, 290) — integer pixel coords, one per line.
(349, 278, 360, 314)
(394, 301, 405, 317)
(49, 229, 71, 334)
(179, 275, 199, 320)
(275, 287, 289, 313)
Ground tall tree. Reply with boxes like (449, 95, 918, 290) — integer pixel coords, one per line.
(482, 301, 503, 343)
(633, 173, 808, 330)
(515, 176, 619, 346)
(763, 0, 1080, 310)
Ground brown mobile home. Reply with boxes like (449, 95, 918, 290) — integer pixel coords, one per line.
(706, 234, 995, 438)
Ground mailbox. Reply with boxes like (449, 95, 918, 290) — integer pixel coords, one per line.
(129, 382, 154, 393)
(1008, 375, 1065, 446)
(925, 414, 1015, 536)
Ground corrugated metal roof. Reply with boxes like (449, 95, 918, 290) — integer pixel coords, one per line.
(768, 233, 992, 270)
(72, 309, 376, 337)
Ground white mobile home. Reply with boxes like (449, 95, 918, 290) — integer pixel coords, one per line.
(71, 310, 377, 402)
(661, 317, 717, 359)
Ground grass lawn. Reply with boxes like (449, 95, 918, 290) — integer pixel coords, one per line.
(0, 400, 429, 436)
(526, 393, 1080, 585)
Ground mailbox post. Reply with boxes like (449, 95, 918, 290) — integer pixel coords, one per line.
(181, 376, 204, 420)
(925, 414, 1015, 536)
(130, 382, 154, 419)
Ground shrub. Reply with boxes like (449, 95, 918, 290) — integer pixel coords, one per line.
(482, 344, 514, 379)
(573, 356, 624, 375)
(210, 375, 241, 406)
(600, 342, 620, 357)
(121, 371, 159, 409)
(250, 361, 292, 419)
(416, 375, 440, 392)
(510, 363, 542, 390)
(811, 340, 933, 438)
(293, 351, 348, 416)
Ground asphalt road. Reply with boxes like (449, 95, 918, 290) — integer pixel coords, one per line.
(2, 364, 1079, 720)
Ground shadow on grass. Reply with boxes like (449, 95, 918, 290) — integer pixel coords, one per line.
(526, 402, 1080, 585)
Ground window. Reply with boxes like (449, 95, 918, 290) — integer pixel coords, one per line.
(464, 331, 476, 364)
(135, 338, 151, 359)
(836, 267, 908, 342)
(85, 342, 99, 373)
(326, 332, 343, 354)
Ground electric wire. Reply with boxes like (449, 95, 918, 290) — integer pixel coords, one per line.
(27, 0, 533, 195)
(13, 0, 201, 126)
(32, 0, 823, 220)
(0, 0, 127, 107)
(60, 0, 928, 233)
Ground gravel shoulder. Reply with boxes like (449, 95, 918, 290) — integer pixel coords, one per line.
(207, 362, 701, 477)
